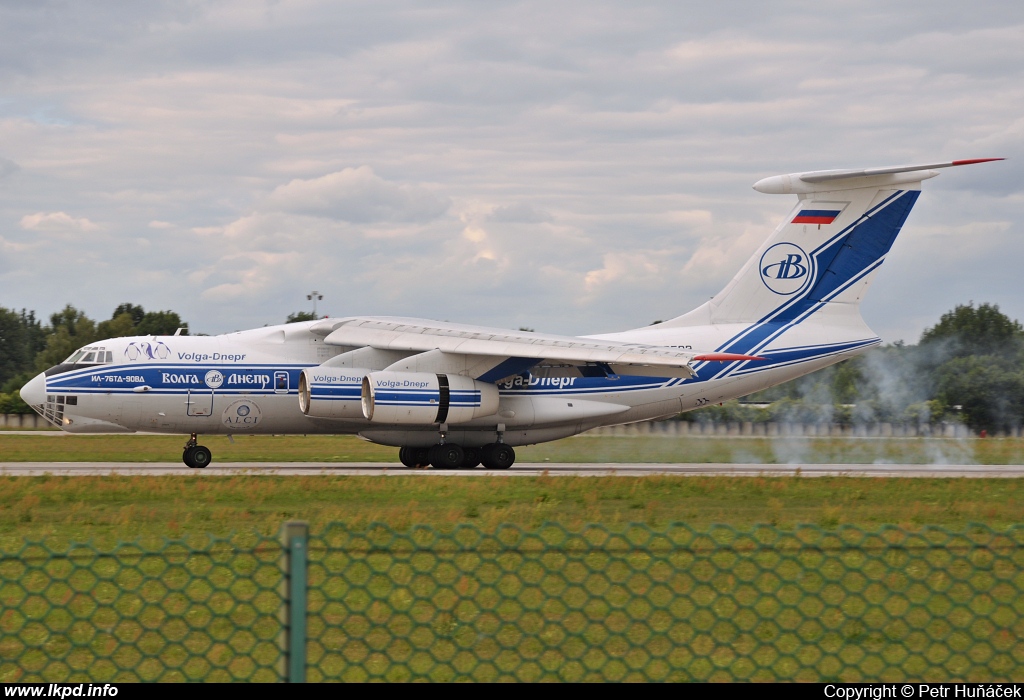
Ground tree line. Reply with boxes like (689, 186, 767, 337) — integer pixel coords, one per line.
(0, 304, 188, 412)
(3, 302, 1023, 432)
(691, 302, 1024, 433)
(0, 305, 325, 413)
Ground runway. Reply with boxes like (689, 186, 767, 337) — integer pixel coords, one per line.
(1, 462, 1023, 477)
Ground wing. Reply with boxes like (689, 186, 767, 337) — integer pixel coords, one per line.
(310, 316, 759, 381)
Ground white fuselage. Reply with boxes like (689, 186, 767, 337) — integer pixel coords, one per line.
(26, 309, 877, 448)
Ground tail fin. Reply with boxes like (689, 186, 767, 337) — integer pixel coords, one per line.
(665, 159, 1002, 329)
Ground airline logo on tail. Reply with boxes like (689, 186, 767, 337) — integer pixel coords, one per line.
(759, 242, 812, 295)
(703, 158, 1004, 377)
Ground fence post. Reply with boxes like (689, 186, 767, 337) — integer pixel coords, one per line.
(279, 520, 309, 683)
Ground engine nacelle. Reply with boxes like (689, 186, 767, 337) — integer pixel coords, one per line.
(298, 367, 372, 420)
(361, 371, 499, 425)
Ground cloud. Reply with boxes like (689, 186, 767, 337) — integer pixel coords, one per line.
(682, 221, 768, 281)
(462, 224, 486, 243)
(0, 3, 1020, 338)
(488, 202, 553, 223)
(19, 211, 100, 232)
(263, 166, 450, 223)
(197, 251, 305, 301)
(0, 157, 17, 179)
(584, 251, 662, 295)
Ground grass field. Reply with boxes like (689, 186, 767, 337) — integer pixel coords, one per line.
(3, 434, 1023, 682)
(4, 432, 1024, 464)
(1, 432, 1022, 547)
(1, 472, 1021, 547)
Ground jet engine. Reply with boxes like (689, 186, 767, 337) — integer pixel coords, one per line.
(298, 367, 371, 419)
(361, 371, 499, 424)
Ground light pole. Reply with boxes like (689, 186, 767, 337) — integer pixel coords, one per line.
(306, 291, 323, 318)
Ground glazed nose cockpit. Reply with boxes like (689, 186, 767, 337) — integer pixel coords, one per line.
(20, 344, 115, 428)
(48, 345, 114, 375)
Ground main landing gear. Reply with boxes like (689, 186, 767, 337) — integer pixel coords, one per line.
(183, 433, 212, 469)
(397, 443, 515, 470)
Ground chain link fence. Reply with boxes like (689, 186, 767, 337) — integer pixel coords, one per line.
(2, 523, 1023, 682)
(0, 533, 284, 682)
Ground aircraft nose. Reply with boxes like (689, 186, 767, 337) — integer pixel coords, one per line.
(20, 372, 47, 409)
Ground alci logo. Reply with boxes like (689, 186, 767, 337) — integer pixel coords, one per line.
(222, 399, 261, 430)
(759, 242, 813, 296)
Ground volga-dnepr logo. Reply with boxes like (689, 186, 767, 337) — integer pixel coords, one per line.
(759, 242, 813, 296)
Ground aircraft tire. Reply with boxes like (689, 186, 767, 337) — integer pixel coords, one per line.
(460, 447, 482, 469)
(429, 444, 464, 470)
(398, 447, 418, 468)
(191, 446, 212, 469)
(183, 446, 196, 468)
(481, 443, 515, 470)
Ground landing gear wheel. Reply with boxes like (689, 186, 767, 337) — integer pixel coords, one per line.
(191, 446, 212, 469)
(460, 447, 482, 469)
(397, 446, 417, 466)
(429, 443, 464, 470)
(481, 443, 515, 470)
(182, 432, 210, 469)
(399, 447, 431, 468)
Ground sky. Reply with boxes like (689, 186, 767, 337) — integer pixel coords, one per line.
(0, 0, 1021, 342)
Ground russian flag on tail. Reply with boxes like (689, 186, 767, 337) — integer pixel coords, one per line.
(792, 209, 842, 225)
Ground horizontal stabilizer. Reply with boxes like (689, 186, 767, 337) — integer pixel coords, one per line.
(799, 158, 1003, 183)
(753, 158, 1003, 195)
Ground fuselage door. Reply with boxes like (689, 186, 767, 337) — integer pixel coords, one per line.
(186, 368, 225, 417)
(275, 371, 289, 394)
(186, 388, 215, 416)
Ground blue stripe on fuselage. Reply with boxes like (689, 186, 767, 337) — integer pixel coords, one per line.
(46, 365, 308, 393)
(727, 338, 879, 375)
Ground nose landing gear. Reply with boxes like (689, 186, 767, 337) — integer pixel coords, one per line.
(183, 433, 212, 469)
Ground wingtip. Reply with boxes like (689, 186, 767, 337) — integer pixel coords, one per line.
(951, 158, 1005, 166)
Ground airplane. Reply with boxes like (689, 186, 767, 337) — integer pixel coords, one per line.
(20, 158, 1002, 469)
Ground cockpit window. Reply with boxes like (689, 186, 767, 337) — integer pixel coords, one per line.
(62, 346, 112, 365)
